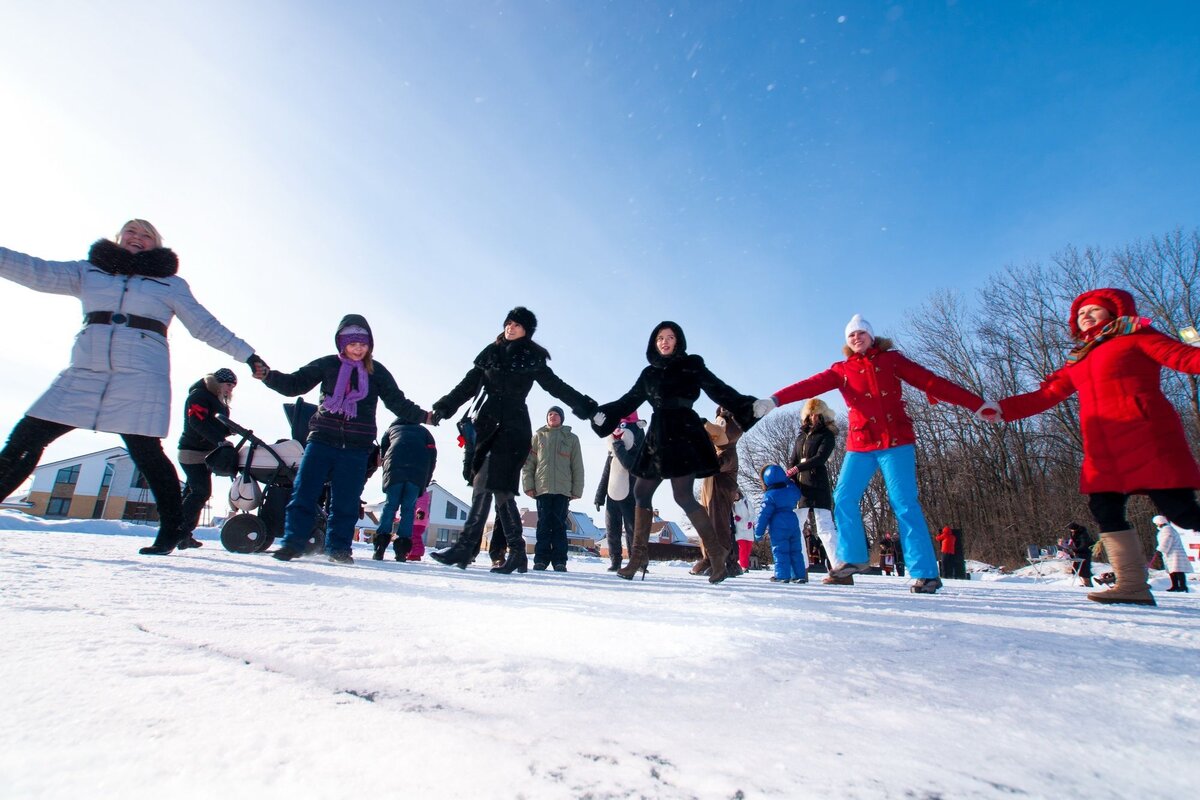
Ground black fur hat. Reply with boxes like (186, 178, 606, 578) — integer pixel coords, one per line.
(504, 306, 538, 336)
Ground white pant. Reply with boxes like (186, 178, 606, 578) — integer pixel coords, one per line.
(796, 506, 840, 570)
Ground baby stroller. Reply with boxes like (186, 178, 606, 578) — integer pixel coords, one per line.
(208, 400, 326, 554)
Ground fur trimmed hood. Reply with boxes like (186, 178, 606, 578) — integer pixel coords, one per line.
(87, 239, 178, 278)
(800, 398, 837, 428)
(843, 335, 893, 359)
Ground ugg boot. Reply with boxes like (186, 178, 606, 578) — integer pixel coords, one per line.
(689, 557, 711, 576)
(1087, 530, 1156, 606)
(617, 508, 653, 580)
(392, 536, 412, 561)
(686, 508, 729, 584)
(372, 531, 391, 561)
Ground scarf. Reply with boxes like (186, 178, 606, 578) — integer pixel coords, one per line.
(322, 355, 369, 418)
(1066, 315, 1150, 364)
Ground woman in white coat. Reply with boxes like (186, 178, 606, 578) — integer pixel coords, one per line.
(0, 220, 266, 555)
(1154, 515, 1194, 592)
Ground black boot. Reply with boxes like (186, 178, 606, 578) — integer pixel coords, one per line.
(393, 536, 413, 561)
(372, 531, 391, 561)
(431, 537, 477, 569)
(491, 496, 528, 574)
(491, 548, 529, 574)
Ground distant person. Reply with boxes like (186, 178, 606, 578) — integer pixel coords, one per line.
(523, 405, 585, 571)
(590, 321, 763, 583)
(429, 308, 595, 574)
(594, 413, 644, 571)
(1065, 522, 1095, 587)
(1154, 515, 1193, 592)
(878, 532, 898, 576)
(758, 314, 987, 594)
(0, 219, 265, 556)
(787, 398, 843, 582)
(265, 316, 430, 563)
(698, 407, 745, 578)
(408, 494, 431, 561)
(755, 465, 806, 583)
(732, 490, 756, 570)
(373, 418, 437, 561)
(936, 527, 967, 579)
(177, 368, 239, 549)
(986, 288, 1200, 606)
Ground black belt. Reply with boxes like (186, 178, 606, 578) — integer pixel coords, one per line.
(84, 311, 169, 337)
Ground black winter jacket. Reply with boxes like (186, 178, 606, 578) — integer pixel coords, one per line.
(263, 314, 427, 451)
(788, 421, 836, 509)
(593, 322, 756, 480)
(177, 378, 231, 453)
(433, 336, 596, 494)
(380, 420, 437, 492)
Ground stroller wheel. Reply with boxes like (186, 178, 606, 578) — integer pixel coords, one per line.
(221, 513, 270, 554)
(254, 532, 276, 552)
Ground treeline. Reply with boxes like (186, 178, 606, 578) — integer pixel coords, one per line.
(737, 228, 1200, 568)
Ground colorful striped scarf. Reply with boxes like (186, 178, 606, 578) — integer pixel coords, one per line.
(1066, 315, 1150, 364)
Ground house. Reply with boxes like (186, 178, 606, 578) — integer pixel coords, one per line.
(17, 447, 162, 524)
(595, 511, 702, 561)
(362, 480, 471, 550)
(509, 507, 603, 554)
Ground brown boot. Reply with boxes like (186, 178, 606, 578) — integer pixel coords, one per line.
(1087, 530, 1156, 606)
(686, 508, 729, 584)
(689, 557, 711, 575)
(617, 508, 653, 580)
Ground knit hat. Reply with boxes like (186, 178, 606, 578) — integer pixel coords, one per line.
(504, 306, 538, 336)
(547, 405, 565, 422)
(336, 324, 372, 353)
(1153, 515, 1169, 526)
(213, 368, 238, 386)
(845, 314, 873, 339)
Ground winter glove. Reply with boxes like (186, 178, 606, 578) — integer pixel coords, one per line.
(592, 411, 607, 428)
(752, 396, 778, 418)
(430, 409, 445, 425)
(246, 354, 270, 380)
(975, 400, 1003, 422)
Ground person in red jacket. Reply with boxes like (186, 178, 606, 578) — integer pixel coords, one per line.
(986, 288, 1200, 606)
(755, 314, 986, 593)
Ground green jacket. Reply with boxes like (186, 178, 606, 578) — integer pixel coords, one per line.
(522, 424, 584, 498)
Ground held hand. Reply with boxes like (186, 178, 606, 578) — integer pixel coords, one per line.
(752, 396, 778, 419)
(246, 354, 270, 380)
(592, 411, 607, 428)
(430, 409, 445, 425)
(785, 466, 798, 478)
(975, 400, 1003, 423)
(525, 490, 536, 498)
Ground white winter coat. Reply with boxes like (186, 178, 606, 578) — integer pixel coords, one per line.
(732, 495, 755, 542)
(1157, 524, 1195, 574)
(0, 244, 254, 438)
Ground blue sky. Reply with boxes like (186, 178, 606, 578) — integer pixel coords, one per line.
(1, 1, 1198, 521)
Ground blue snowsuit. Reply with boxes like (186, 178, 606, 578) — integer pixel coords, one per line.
(756, 465, 807, 582)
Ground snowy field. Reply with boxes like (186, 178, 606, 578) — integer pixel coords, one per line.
(1, 513, 1198, 799)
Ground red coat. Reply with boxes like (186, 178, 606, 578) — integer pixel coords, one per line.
(772, 342, 984, 452)
(936, 528, 957, 554)
(999, 289, 1200, 494)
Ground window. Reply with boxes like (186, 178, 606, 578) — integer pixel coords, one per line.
(123, 501, 160, 523)
(54, 465, 80, 486)
(436, 528, 452, 545)
(99, 464, 114, 489)
(46, 497, 71, 517)
(130, 469, 149, 490)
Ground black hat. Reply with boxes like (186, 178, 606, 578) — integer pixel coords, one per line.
(504, 306, 538, 336)
(547, 405, 565, 421)
(213, 368, 238, 386)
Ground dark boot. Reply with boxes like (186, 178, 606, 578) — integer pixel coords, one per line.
(372, 531, 391, 561)
(392, 536, 412, 561)
(139, 521, 184, 556)
(491, 498, 528, 574)
(689, 557, 710, 576)
(433, 488, 491, 568)
(1088, 530, 1156, 606)
(607, 554, 621, 572)
(617, 508, 653, 580)
(686, 508, 729, 584)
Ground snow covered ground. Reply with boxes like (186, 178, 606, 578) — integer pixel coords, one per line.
(1, 513, 1197, 799)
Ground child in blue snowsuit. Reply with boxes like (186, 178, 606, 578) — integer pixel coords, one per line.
(756, 464, 807, 583)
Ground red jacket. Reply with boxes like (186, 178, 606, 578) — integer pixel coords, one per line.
(936, 527, 957, 554)
(999, 288, 1200, 494)
(772, 342, 984, 452)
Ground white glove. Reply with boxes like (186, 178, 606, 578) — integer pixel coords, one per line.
(592, 411, 607, 428)
(752, 396, 778, 419)
(975, 400, 1003, 423)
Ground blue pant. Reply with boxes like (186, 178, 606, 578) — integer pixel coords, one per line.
(832, 444, 938, 579)
(281, 440, 369, 557)
(770, 530, 807, 581)
(377, 481, 421, 540)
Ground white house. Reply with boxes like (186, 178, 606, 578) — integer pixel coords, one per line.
(19, 448, 158, 524)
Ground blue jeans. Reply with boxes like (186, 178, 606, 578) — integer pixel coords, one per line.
(281, 440, 369, 556)
(832, 444, 938, 579)
(377, 481, 421, 540)
(534, 494, 570, 566)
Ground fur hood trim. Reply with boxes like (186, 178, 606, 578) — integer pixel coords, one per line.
(800, 398, 837, 427)
(842, 336, 893, 358)
(87, 239, 178, 278)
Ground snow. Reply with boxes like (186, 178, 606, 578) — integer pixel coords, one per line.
(2, 513, 1198, 798)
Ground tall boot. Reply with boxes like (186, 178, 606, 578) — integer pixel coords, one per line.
(491, 497, 528, 574)
(617, 508, 653, 580)
(1087, 530, 1156, 606)
(687, 508, 729, 584)
(432, 485, 491, 568)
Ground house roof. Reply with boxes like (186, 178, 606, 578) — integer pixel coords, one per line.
(32, 447, 131, 472)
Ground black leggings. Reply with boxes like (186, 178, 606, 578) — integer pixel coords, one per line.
(0, 415, 182, 533)
(1088, 489, 1200, 533)
(180, 461, 214, 535)
(633, 475, 701, 514)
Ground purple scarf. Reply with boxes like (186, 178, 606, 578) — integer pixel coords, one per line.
(322, 355, 369, 419)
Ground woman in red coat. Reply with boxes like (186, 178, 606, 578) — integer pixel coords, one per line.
(757, 315, 986, 593)
(992, 288, 1200, 606)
